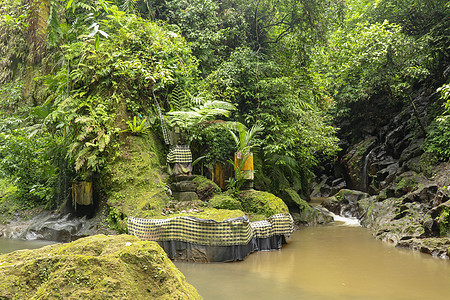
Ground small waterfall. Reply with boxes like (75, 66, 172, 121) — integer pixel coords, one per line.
(313, 203, 361, 227)
(331, 212, 361, 226)
(361, 147, 377, 192)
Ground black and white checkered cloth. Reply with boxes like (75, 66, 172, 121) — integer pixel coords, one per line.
(167, 144, 192, 164)
(153, 90, 170, 145)
(127, 213, 294, 246)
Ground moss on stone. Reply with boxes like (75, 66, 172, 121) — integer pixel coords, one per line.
(101, 134, 169, 227)
(438, 206, 450, 237)
(0, 235, 201, 299)
(238, 190, 289, 218)
(208, 194, 243, 211)
(193, 176, 221, 200)
(160, 208, 245, 222)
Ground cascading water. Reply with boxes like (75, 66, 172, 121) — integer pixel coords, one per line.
(361, 146, 377, 192)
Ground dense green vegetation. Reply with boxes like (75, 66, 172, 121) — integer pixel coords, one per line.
(0, 0, 449, 213)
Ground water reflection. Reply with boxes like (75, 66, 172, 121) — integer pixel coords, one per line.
(175, 225, 450, 300)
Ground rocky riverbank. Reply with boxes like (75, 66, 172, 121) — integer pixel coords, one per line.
(310, 86, 450, 259)
(320, 183, 450, 258)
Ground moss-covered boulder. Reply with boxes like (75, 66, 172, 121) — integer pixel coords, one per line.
(238, 190, 289, 219)
(193, 176, 221, 201)
(283, 188, 333, 225)
(161, 208, 246, 222)
(0, 235, 201, 299)
(322, 189, 369, 218)
(208, 194, 242, 210)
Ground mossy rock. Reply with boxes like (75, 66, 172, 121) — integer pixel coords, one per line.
(193, 176, 221, 201)
(160, 208, 245, 222)
(397, 237, 450, 258)
(282, 188, 332, 225)
(101, 134, 169, 226)
(437, 202, 450, 237)
(238, 190, 289, 218)
(208, 194, 243, 211)
(0, 234, 201, 299)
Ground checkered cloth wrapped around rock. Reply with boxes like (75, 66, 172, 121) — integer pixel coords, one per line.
(128, 213, 294, 247)
(166, 145, 192, 164)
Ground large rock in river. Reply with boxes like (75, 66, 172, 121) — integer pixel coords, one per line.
(0, 234, 201, 299)
(321, 189, 369, 218)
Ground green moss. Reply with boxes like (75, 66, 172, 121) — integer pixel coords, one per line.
(0, 235, 201, 299)
(395, 175, 417, 193)
(238, 190, 289, 218)
(159, 208, 245, 222)
(193, 176, 221, 200)
(208, 194, 243, 210)
(439, 206, 450, 237)
(101, 134, 169, 224)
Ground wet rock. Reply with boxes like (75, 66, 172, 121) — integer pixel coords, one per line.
(359, 197, 399, 231)
(398, 139, 424, 167)
(331, 178, 347, 195)
(370, 156, 397, 176)
(322, 189, 369, 219)
(385, 125, 407, 159)
(310, 175, 333, 198)
(401, 184, 439, 204)
(397, 238, 450, 259)
(402, 156, 422, 173)
(393, 171, 420, 197)
(292, 204, 334, 226)
(429, 200, 450, 238)
(376, 162, 399, 190)
(359, 195, 434, 244)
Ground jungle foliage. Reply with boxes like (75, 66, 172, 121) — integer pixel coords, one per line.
(0, 0, 449, 208)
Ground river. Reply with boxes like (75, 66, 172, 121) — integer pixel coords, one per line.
(175, 218, 450, 300)
(1, 219, 450, 299)
(0, 238, 55, 254)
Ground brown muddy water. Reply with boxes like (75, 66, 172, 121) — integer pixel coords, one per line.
(175, 218, 450, 300)
(0, 238, 55, 254)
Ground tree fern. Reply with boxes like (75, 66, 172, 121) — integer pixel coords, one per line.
(169, 85, 190, 111)
(121, 0, 138, 13)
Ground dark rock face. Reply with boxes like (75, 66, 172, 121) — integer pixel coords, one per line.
(193, 175, 221, 201)
(341, 137, 377, 191)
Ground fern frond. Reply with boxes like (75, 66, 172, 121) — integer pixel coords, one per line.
(121, 0, 137, 13)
